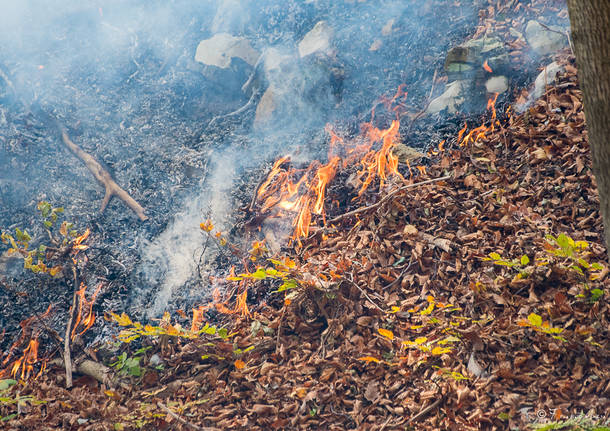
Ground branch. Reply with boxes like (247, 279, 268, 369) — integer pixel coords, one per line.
(59, 128, 148, 221)
(157, 402, 220, 431)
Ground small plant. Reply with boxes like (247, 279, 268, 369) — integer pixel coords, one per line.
(518, 313, 567, 342)
(1, 201, 88, 276)
(530, 413, 610, 431)
(543, 233, 605, 300)
(110, 347, 151, 377)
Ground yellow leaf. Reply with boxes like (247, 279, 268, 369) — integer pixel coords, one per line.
(389, 306, 400, 314)
(378, 328, 394, 340)
(431, 346, 452, 355)
(527, 313, 542, 327)
(420, 302, 435, 315)
(415, 337, 427, 345)
(234, 360, 245, 369)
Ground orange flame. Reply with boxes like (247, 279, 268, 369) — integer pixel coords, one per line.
(483, 60, 493, 73)
(71, 282, 103, 340)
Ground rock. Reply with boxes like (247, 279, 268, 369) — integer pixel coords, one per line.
(532, 61, 564, 99)
(392, 143, 426, 163)
(211, 0, 249, 34)
(426, 80, 467, 114)
(195, 33, 259, 69)
(254, 87, 279, 129)
(445, 36, 508, 79)
(485, 75, 508, 94)
(525, 20, 567, 55)
(298, 21, 334, 58)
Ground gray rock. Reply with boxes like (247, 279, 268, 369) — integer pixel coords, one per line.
(392, 143, 426, 163)
(485, 75, 509, 94)
(298, 21, 334, 58)
(195, 33, 259, 69)
(525, 20, 567, 55)
(149, 354, 164, 367)
(532, 61, 564, 99)
(444, 36, 509, 86)
(426, 80, 467, 114)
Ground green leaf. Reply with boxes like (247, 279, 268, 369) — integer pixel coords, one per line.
(556, 233, 574, 257)
(1, 413, 17, 422)
(0, 379, 17, 390)
(250, 268, 267, 280)
(591, 262, 604, 270)
(277, 279, 298, 292)
(590, 289, 604, 302)
(520, 255, 530, 266)
(217, 328, 228, 339)
(43, 220, 52, 228)
(527, 313, 542, 327)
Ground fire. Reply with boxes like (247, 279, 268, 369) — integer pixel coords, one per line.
(11, 339, 40, 380)
(256, 97, 407, 240)
(71, 282, 103, 340)
(483, 60, 493, 73)
(458, 93, 500, 146)
(1, 304, 53, 380)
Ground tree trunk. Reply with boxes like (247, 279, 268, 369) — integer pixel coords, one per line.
(567, 1, 610, 259)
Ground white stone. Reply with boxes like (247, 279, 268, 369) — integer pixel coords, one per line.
(426, 80, 466, 114)
(525, 20, 567, 55)
(533, 61, 564, 99)
(298, 21, 334, 58)
(485, 75, 509, 94)
(194, 33, 259, 69)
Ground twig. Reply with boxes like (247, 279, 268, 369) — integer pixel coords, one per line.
(328, 175, 451, 225)
(537, 22, 574, 56)
(206, 87, 262, 130)
(157, 401, 218, 431)
(407, 396, 443, 424)
(63, 265, 78, 388)
(342, 275, 386, 313)
(58, 127, 148, 221)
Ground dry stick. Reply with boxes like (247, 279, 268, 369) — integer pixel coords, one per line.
(157, 401, 218, 431)
(58, 127, 148, 221)
(63, 265, 78, 388)
(328, 175, 451, 225)
(407, 396, 443, 424)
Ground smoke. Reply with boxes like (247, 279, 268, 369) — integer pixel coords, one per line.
(1, 0, 483, 318)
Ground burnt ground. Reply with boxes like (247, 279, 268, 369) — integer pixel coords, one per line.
(0, 0, 492, 345)
(1, 3, 602, 430)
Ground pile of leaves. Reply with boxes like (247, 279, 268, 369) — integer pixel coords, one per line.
(1, 50, 608, 430)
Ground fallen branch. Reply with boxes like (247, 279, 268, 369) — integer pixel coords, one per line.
(407, 396, 443, 424)
(58, 127, 148, 221)
(328, 175, 451, 225)
(157, 401, 220, 431)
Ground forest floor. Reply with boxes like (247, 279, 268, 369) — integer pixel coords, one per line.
(2, 52, 609, 431)
(1, 1, 609, 430)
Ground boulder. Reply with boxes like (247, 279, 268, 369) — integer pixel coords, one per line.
(426, 80, 467, 114)
(525, 20, 568, 55)
(195, 33, 259, 92)
(485, 75, 508, 94)
(298, 21, 334, 58)
(445, 36, 508, 80)
(392, 143, 426, 163)
(195, 33, 259, 69)
(532, 61, 564, 99)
